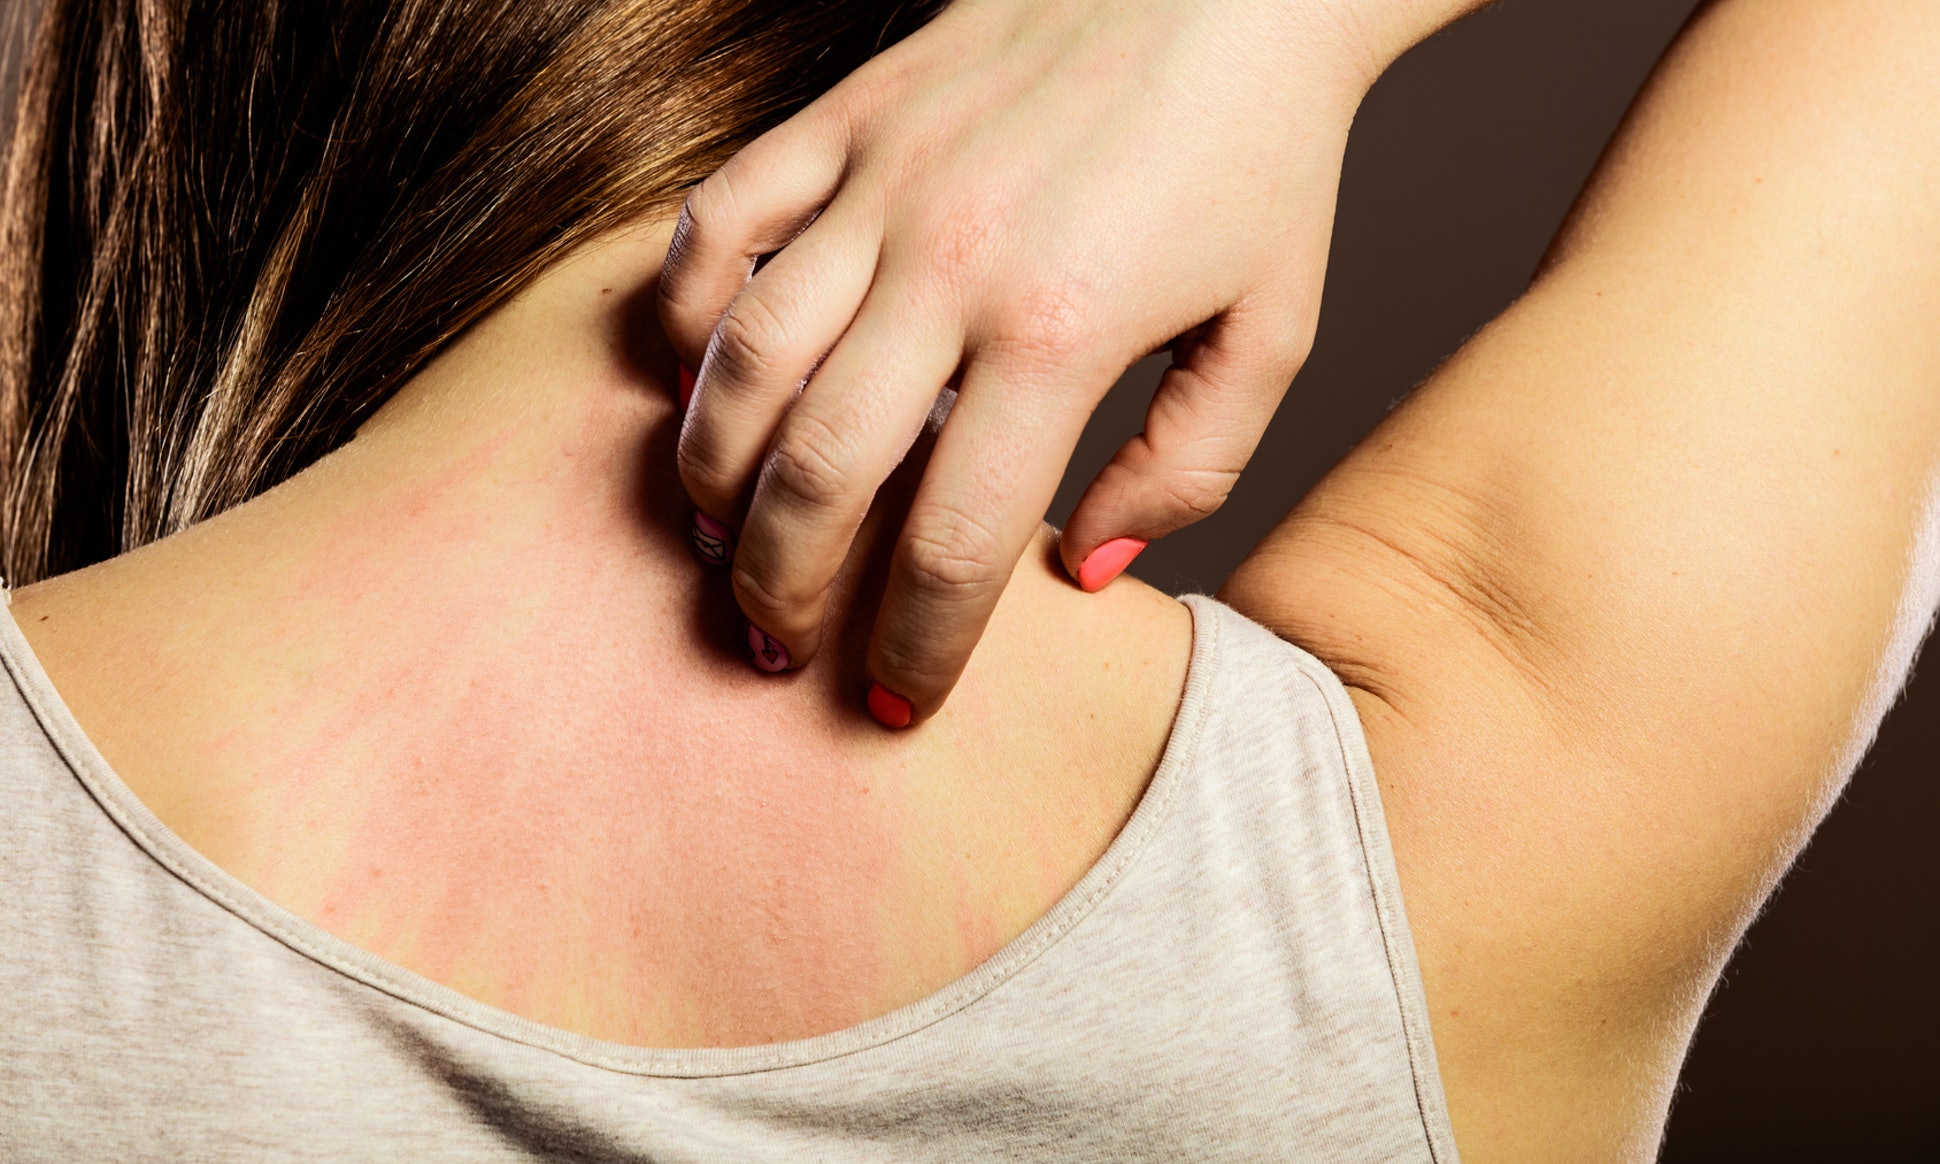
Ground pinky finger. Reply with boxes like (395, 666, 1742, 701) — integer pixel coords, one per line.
(658, 109, 855, 366)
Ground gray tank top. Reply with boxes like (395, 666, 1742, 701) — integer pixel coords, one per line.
(0, 594, 1457, 1162)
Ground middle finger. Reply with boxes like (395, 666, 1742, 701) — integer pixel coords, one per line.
(728, 278, 966, 671)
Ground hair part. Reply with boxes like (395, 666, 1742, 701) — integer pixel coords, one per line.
(0, 0, 934, 584)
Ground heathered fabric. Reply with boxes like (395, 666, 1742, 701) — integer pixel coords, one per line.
(0, 594, 1458, 1162)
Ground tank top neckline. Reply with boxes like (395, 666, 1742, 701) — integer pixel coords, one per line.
(0, 592, 1222, 1078)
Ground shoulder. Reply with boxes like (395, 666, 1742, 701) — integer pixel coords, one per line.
(1216, 445, 1724, 1163)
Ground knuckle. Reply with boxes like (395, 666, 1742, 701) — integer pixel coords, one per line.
(683, 170, 741, 237)
(708, 293, 795, 385)
(730, 560, 803, 622)
(763, 412, 857, 514)
(832, 59, 907, 123)
(870, 635, 949, 691)
(871, 603, 970, 689)
(1244, 302, 1319, 375)
(914, 193, 1007, 278)
(1268, 326, 1316, 375)
(1159, 467, 1239, 521)
(989, 278, 1106, 367)
(896, 512, 1009, 607)
(674, 432, 739, 504)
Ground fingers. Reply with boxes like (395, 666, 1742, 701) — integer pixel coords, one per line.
(1059, 305, 1311, 589)
(658, 109, 851, 366)
(726, 285, 966, 671)
(676, 202, 881, 524)
(865, 347, 1103, 725)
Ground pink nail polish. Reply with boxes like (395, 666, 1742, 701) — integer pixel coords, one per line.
(747, 624, 791, 673)
(1076, 537, 1148, 593)
(679, 364, 698, 411)
(866, 682, 913, 729)
(691, 511, 732, 565)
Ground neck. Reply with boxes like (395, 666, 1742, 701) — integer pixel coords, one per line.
(13, 220, 1192, 1047)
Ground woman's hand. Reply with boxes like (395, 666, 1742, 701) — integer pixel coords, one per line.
(659, 0, 1468, 725)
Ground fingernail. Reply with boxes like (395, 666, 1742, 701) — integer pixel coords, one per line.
(866, 681, 913, 729)
(691, 511, 732, 566)
(1076, 537, 1148, 593)
(679, 363, 698, 411)
(746, 623, 791, 673)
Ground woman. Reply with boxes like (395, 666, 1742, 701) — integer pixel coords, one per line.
(1, 0, 1935, 1160)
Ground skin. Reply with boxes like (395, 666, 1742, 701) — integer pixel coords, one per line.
(9, 227, 1193, 1048)
(1225, 0, 1940, 1155)
(659, 0, 1484, 723)
(10, 0, 1940, 1158)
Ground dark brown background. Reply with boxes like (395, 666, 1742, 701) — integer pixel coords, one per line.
(4, 0, 1935, 1157)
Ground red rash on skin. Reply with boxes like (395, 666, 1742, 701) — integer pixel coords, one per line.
(947, 853, 1006, 975)
(226, 396, 923, 1046)
(13, 241, 1188, 1052)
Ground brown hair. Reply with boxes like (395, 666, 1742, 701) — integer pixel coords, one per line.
(0, 0, 935, 585)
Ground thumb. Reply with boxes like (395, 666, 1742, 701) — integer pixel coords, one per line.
(1059, 306, 1310, 590)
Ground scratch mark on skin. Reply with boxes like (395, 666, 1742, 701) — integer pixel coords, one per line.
(226, 396, 936, 1046)
(172, 384, 1151, 1048)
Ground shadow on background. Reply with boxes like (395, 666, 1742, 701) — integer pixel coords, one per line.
(1053, 0, 1939, 1158)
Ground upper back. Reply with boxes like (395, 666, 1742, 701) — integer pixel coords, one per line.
(7, 500, 1188, 1051)
(2, 219, 1202, 1049)
(0, 584, 1458, 1160)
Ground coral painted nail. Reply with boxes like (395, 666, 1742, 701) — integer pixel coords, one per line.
(679, 364, 698, 411)
(691, 511, 732, 565)
(747, 624, 791, 673)
(866, 682, 913, 730)
(1076, 537, 1148, 593)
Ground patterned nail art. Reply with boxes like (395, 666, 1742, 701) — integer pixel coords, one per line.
(692, 511, 732, 566)
(747, 624, 790, 673)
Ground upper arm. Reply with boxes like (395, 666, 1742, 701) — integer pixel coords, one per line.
(1223, 1, 1940, 1157)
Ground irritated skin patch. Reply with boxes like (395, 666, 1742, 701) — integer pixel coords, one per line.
(11, 227, 1191, 1049)
(237, 406, 926, 1045)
